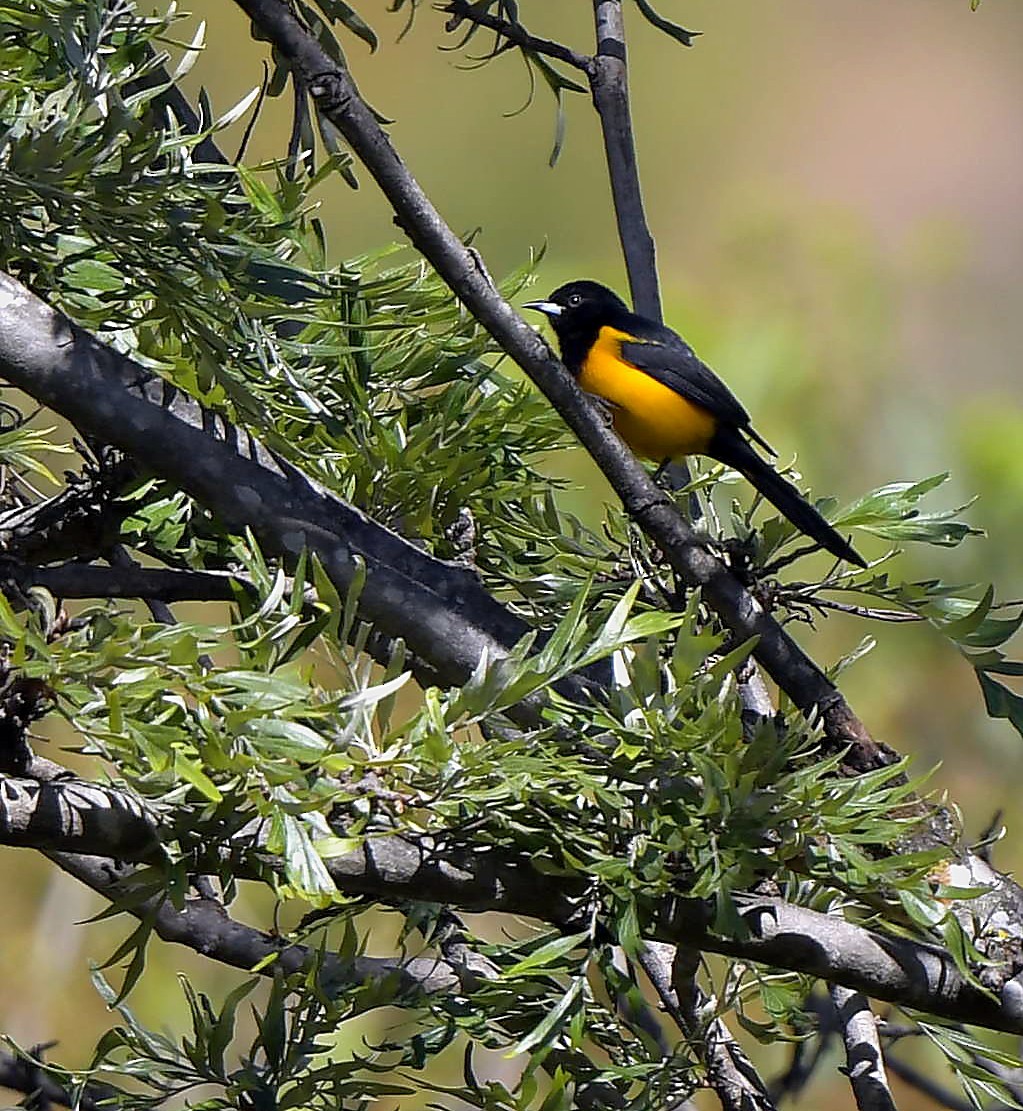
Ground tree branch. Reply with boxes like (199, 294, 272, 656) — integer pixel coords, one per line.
(0, 450, 138, 566)
(590, 0, 661, 319)
(2, 559, 242, 604)
(45, 847, 465, 997)
(0, 771, 163, 860)
(441, 0, 592, 73)
(229, 0, 883, 769)
(829, 985, 897, 1111)
(0, 1048, 119, 1111)
(638, 941, 776, 1110)
(0, 271, 605, 717)
(6, 757, 1023, 1036)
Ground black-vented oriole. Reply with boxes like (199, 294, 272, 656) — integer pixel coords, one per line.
(524, 280, 866, 568)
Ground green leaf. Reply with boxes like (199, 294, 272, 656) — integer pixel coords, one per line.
(173, 752, 223, 802)
(834, 474, 982, 547)
(63, 258, 125, 293)
(212, 86, 260, 131)
(245, 717, 328, 760)
(977, 670, 1023, 739)
(207, 979, 258, 1076)
(509, 976, 585, 1056)
(937, 585, 993, 641)
(502, 931, 590, 978)
(898, 888, 945, 929)
(525, 52, 587, 168)
(277, 811, 338, 900)
(171, 19, 207, 81)
(316, 0, 379, 51)
(632, 0, 699, 46)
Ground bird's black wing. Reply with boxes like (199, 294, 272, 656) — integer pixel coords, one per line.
(618, 326, 776, 455)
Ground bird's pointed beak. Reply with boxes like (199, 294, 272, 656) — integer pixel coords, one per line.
(522, 300, 562, 318)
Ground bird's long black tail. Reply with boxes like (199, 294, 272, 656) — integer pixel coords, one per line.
(710, 430, 866, 568)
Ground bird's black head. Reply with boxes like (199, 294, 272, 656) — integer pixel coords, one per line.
(523, 281, 630, 365)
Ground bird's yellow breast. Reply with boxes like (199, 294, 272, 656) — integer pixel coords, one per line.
(578, 326, 717, 460)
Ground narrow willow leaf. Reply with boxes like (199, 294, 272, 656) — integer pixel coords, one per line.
(246, 718, 328, 760)
(501, 931, 590, 978)
(171, 20, 206, 81)
(212, 86, 260, 131)
(525, 52, 586, 168)
(339, 670, 411, 711)
(937, 585, 993, 642)
(977, 670, 1023, 739)
(279, 812, 338, 899)
(509, 976, 585, 1056)
(632, 0, 699, 45)
(319, 0, 379, 51)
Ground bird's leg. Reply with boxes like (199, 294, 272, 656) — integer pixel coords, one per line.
(652, 457, 672, 485)
(582, 392, 618, 426)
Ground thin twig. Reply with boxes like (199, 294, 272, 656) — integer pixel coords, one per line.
(636, 942, 776, 1110)
(0, 1048, 118, 1111)
(769, 1034, 833, 1102)
(801, 595, 923, 623)
(441, 0, 592, 73)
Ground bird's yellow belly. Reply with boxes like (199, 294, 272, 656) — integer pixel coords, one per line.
(578, 327, 717, 461)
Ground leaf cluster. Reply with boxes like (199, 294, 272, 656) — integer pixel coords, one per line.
(0, 2, 1019, 1108)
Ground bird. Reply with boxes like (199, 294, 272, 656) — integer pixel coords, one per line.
(524, 279, 866, 568)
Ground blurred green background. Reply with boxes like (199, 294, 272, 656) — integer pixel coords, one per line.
(4, 2, 1023, 1105)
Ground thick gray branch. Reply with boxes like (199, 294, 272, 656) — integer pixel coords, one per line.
(45, 848, 463, 996)
(0, 765, 162, 860)
(6, 760, 1023, 1035)
(666, 896, 1023, 1035)
(0, 272, 604, 714)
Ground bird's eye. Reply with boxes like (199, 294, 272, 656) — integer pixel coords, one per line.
(567, 293, 582, 307)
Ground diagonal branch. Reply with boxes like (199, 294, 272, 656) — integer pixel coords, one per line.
(829, 985, 898, 1111)
(441, 0, 592, 73)
(638, 941, 776, 1110)
(230, 0, 883, 770)
(0, 271, 603, 717)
